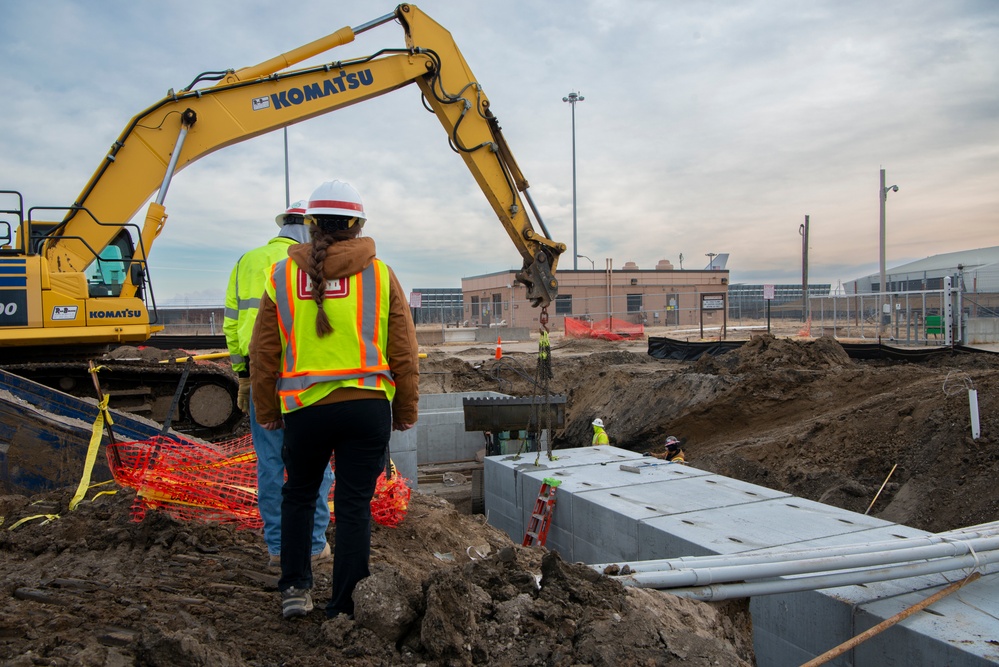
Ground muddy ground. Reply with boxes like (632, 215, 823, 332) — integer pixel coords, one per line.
(0, 489, 753, 666)
(2, 332, 997, 665)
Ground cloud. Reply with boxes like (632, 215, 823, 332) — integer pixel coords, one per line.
(1, 0, 996, 303)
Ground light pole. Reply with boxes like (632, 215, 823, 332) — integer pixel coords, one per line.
(800, 215, 809, 322)
(563, 91, 584, 270)
(879, 168, 899, 333)
(577, 254, 594, 270)
(705, 252, 717, 270)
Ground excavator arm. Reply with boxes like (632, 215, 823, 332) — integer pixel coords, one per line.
(47, 3, 564, 309)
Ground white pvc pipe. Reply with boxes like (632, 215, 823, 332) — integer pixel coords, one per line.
(970, 388, 981, 440)
(650, 549, 999, 601)
(615, 536, 999, 589)
(589, 522, 999, 574)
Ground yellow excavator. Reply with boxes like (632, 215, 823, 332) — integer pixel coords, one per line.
(0, 4, 565, 437)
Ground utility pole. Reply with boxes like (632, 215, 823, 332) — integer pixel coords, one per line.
(800, 215, 809, 322)
(563, 91, 584, 270)
(879, 168, 899, 335)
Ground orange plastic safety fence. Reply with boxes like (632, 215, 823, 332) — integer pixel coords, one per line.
(106, 434, 410, 529)
(564, 316, 644, 341)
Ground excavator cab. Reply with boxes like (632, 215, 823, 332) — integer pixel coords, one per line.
(85, 230, 135, 298)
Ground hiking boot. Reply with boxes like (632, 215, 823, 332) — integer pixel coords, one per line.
(268, 553, 280, 570)
(311, 542, 332, 566)
(281, 587, 314, 619)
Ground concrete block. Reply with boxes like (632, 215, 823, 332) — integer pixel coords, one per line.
(753, 626, 838, 667)
(483, 443, 999, 667)
(851, 570, 999, 666)
(640, 496, 896, 560)
(389, 428, 418, 488)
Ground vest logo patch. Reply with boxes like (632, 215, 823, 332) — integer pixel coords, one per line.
(297, 269, 350, 300)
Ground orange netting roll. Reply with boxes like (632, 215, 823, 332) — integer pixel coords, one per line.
(106, 434, 410, 530)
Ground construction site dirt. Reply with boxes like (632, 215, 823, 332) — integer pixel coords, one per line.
(2, 331, 998, 665)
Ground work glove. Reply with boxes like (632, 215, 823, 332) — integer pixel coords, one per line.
(237, 377, 252, 414)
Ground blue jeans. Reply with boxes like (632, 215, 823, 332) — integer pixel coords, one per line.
(279, 398, 389, 617)
(249, 392, 333, 556)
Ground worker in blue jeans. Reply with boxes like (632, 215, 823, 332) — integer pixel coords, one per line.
(249, 398, 334, 568)
(223, 200, 335, 568)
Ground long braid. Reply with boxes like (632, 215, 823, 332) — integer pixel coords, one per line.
(307, 218, 362, 338)
(309, 229, 335, 337)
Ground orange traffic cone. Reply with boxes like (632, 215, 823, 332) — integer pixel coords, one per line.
(495, 336, 503, 360)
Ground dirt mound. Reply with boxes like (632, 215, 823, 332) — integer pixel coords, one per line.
(0, 487, 752, 666)
(693, 334, 852, 374)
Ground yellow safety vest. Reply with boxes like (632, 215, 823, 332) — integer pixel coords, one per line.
(265, 257, 394, 413)
(223, 236, 297, 373)
(592, 427, 609, 446)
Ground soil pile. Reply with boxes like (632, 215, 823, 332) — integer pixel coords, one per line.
(0, 488, 753, 666)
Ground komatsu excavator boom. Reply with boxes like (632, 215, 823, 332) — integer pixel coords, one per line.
(1, 3, 563, 349)
(0, 4, 565, 436)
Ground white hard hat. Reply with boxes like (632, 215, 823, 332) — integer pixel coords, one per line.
(275, 199, 308, 228)
(306, 180, 366, 225)
(592, 418, 604, 428)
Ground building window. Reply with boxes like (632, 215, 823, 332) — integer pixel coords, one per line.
(627, 293, 643, 313)
(555, 294, 573, 315)
(471, 296, 480, 317)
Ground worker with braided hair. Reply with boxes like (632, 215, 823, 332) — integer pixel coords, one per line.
(249, 179, 419, 621)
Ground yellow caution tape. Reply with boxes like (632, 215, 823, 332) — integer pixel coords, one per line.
(70, 395, 112, 511)
(91, 490, 118, 501)
(8, 514, 60, 530)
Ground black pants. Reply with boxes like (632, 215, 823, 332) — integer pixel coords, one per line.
(279, 398, 389, 617)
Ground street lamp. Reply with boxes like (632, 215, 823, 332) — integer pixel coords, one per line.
(577, 254, 595, 270)
(705, 252, 717, 270)
(563, 90, 584, 270)
(879, 168, 899, 333)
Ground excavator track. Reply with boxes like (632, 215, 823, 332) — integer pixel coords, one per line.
(0, 357, 242, 440)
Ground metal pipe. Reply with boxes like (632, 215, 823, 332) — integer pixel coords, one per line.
(661, 547, 999, 601)
(590, 521, 999, 574)
(614, 536, 999, 590)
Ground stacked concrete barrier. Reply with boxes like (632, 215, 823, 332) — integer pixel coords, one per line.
(485, 446, 999, 666)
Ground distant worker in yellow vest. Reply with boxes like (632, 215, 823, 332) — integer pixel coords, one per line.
(223, 199, 334, 571)
(645, 435, 686, 463)
(249, 179, 419, 621)
(591, 418, 610, 446)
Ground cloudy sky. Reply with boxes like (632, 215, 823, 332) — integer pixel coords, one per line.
(1, 1, 996, 304)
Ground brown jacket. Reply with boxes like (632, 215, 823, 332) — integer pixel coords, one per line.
(249, 237, 419, 428)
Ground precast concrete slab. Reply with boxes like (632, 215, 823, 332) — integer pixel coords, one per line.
(568, 473, 790, 564)
(803, 565, 999, 667)
(639, 495, 897, 560)
(851, 572, 999, 666)
(388, 427, 418, 489)
(484, 446, 643, 543)
(418, 391, 507, 464)
(740, 524, 933, 664)
(753, 568, 999, 667)
(483, 448, 999, 666)
(516, 458, 708, 561)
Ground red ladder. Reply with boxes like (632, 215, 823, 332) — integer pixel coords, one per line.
(523, 478, 562, 547)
